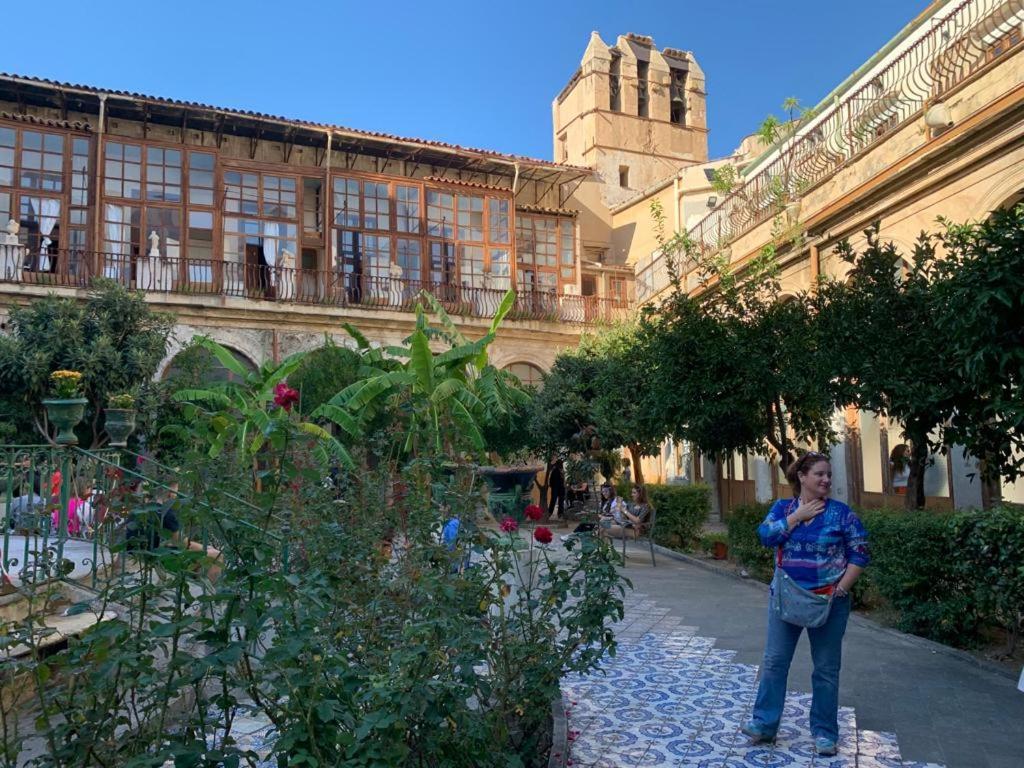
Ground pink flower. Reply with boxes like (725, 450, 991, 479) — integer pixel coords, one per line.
(524, 504, 543, 521)
(499, 517, 518, 533)
(273, 382, 300, 411)
(534, 526, 553, 545)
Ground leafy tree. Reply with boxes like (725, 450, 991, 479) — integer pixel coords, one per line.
(642, 208, 839, 473)
(288, 337, 362, 417)
(0, 279, 173, 446)
(814, 227, 962, 509)
(930, 204, 1024, 484)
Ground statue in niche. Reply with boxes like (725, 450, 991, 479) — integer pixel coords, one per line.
(148, 231, 161, 258)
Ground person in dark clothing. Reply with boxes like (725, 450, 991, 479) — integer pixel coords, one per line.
(547, 458, 565, 520)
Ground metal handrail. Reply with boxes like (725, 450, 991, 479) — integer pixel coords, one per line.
(0, 245, 632, 325)
(637, 0, 1024, 302)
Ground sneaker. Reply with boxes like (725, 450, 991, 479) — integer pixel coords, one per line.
(814, 737, 838, 756)
(740, 721, 776, 744)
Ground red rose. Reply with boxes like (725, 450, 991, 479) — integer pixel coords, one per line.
(499, 517, 518, 533)
(524, 504, 543, 521)
(273, 382, 300, 411)
(534, 526, 553, 544)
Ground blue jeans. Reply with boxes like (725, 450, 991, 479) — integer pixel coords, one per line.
(750, 595, 851, 742)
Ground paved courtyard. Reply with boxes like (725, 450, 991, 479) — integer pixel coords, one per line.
(562, 544, 1024, 768)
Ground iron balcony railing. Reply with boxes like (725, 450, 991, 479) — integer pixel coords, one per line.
(0, 245, 632, 325)
(637, 0, 1024, 301)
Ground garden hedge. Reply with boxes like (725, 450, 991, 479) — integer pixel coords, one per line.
(723, 499, 1024, 650)
(647, 483, 711, 550)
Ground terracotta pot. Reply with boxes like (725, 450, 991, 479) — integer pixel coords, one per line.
(712, 541, 728, 560)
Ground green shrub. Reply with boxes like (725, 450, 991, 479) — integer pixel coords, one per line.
(648, 483, 710, 550)
(858, 508, 982, 646)
(952, 505, 1024, 654)
(726, 502, 774, 581)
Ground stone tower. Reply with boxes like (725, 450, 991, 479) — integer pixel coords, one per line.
(553, 32, 708, 208)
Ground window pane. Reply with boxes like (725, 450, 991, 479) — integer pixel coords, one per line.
(362, 181, 390, 230)
(104, 141, 142, 199)
(459, 244, 485, 288)
(145, 207, 182, 258)
(429, 241, 455, 285)
(426, 190, 454, 238)
(396, 185, 420, 233)
(332, 177, 359, 227)
(188, 210, 214, 279)
(21, 131, 63, 191)
(263, 174, 297, 218)
(488, 198, 509, 243)
(0, 129, 13, 186)
(396, 238, 421, 282)
(457, 195, 484, 241)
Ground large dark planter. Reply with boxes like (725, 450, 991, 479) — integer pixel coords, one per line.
(42, 398, 88, 445)
(104, 408, 137, 447)
(478, 465, 543, 521)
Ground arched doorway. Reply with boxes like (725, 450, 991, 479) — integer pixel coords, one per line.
(162, 344, 257, 385)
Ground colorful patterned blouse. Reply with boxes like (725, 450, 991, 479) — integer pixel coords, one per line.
(757, 498, 870, 592)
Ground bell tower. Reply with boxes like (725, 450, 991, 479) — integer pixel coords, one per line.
(553, 32, 708, 207)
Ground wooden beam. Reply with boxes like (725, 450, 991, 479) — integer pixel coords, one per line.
(180, 110, 189, 144)
(214, 114, 226, 148)
(282, 127, 296, 163)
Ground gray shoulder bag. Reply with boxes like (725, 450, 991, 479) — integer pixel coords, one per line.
(770, 500, 840, 629)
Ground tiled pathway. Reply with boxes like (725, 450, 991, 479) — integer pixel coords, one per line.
(562, 593, 945, 767)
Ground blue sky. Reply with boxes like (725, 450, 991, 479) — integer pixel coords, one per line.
(2, 0, 924, 161)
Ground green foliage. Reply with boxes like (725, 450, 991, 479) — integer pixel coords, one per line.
(646, 483, 710, 550)
(951, 505, 1024, 654)
(0, 279, 172, 446)
(931, 204, 1024, 482)
(725, 502, 774, 581)
(698, 530, 729, 555)
(857, 509, 981, 646)
(288, 337, 362, 417)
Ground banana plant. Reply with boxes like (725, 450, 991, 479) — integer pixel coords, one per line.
(314, 289, 530, 459)
(172, 337, 354, 470)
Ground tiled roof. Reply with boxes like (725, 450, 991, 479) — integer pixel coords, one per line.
(0, 110, 91, 132)
(516, 204, 578, 217)
(0, 72, 591, 174)
(423, 176, 511, 192)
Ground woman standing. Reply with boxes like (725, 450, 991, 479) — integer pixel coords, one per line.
(742, 452, 870, 756)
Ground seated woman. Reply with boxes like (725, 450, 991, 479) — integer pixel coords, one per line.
(596, 484, 628, 539)
(603, 485, 653, 541)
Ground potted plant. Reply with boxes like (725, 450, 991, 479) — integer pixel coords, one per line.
(700, 531, 730, 560)
(42, 370, 87, 445)
(104, 392, 137, 447)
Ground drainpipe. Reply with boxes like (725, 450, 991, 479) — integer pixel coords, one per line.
(511, 161, 521, 196)
(324, 130, 332, 274)
(809, 242, 821, 292)
(672, 174, 680, 232)
(92, 94, 107, 270)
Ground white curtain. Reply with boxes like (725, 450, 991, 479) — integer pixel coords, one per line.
(262, 221, 279, 287)
(37, 199, 59, 271)
(104, 204, 127, 280)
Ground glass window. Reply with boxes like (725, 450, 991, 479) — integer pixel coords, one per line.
(21, 131, 64, 191)
(429, 241, 455, 285)
(559, 220, 575, 280)
(457, 195, 484, 241)
(102, 203, 141, 258)
(145, 207, 182, 259)
(71, 138, 90, 206)
(224, 171, 259, 216)
(263, 175, 296, 218)
(363, 234, 391, 280)
(332, 177, 359, 227)
(187, 210, 214, 282)
(0, 192, 10, 222)
(396, 238, 421, 282)
(459, 244, 485, 288)
(18, 196, 62, 262)
(505, 362, 544, 389)
(362, 181, 389, 230)
(489, 248, 511, 290)
(104, 141, 142, 200)
(396, 185, 420, 233)
(488, 198, 509, 243)
(426, 189, 454, 238)
(0, 127, 15, 186)
(145, 147, 182, 202)
(189, 152, 215, 206)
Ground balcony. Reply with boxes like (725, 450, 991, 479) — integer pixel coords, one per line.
(0, 245, 631, 325)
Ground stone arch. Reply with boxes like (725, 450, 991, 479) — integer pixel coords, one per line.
(973, 168, 1024, 221)
(156, 325, 264, 380)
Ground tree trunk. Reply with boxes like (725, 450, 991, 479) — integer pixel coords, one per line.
(904, 434, 929, 511)
(627, 444, 646, 486)
(766, 398, 794, 473)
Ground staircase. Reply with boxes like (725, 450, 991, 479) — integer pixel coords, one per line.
(562, 594, 945, 768)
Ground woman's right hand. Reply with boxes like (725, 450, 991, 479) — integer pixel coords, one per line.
(789, 498, 825, 527)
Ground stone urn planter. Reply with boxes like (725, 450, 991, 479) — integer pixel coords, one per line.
(42, 398, 88, 445)
(104, 408, 137, 447)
